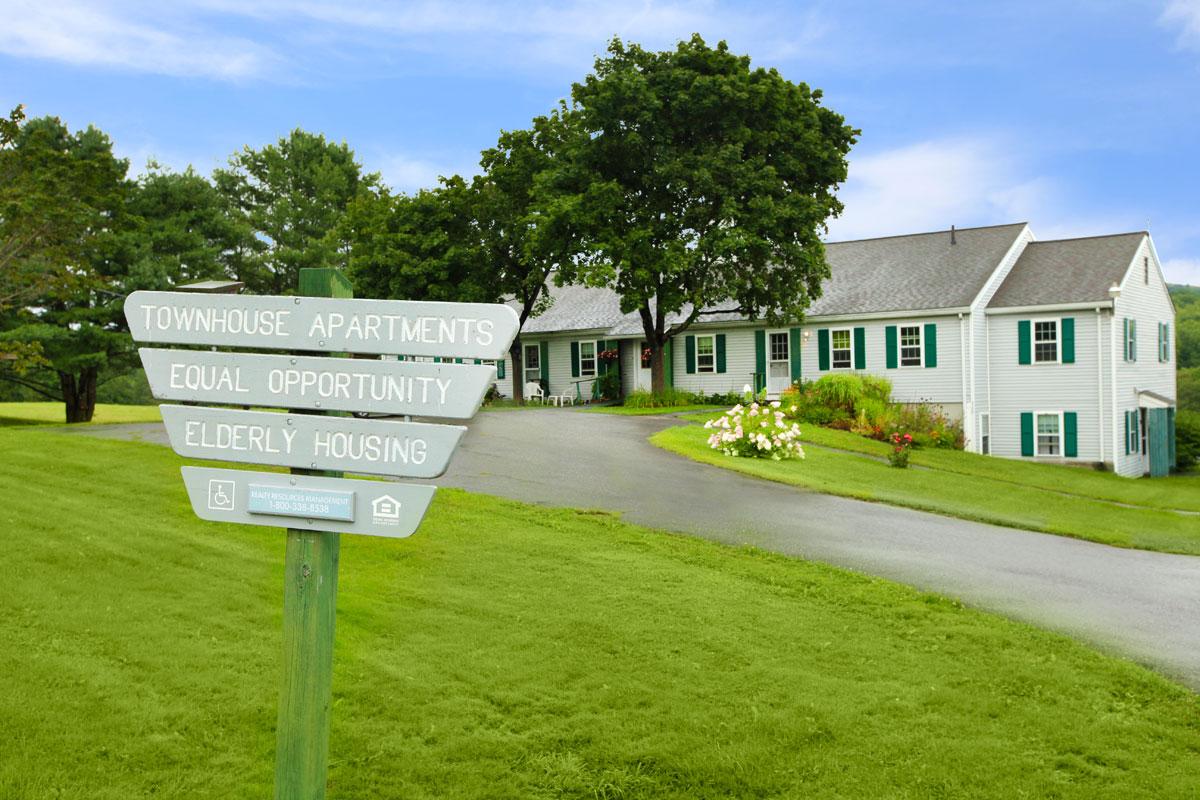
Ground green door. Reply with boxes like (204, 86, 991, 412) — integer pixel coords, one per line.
(1147, 407, 1171, 478)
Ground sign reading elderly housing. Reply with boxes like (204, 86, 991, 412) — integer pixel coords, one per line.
(126, 290, 519, 359)
(160, 405, 465, 478)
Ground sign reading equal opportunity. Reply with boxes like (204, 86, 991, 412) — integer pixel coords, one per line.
(126, 289, 519, 538)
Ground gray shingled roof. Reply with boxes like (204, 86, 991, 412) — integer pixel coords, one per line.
(814, 222, 1028, 315)
(988, 232, 1145, 308)
(518, 222, 1104, 336)
(520, 283, 627, 334)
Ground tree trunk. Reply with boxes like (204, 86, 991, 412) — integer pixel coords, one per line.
(509, 339, 524, 404)
(59, 367, 98, 423)
(650, 338, 668, 395)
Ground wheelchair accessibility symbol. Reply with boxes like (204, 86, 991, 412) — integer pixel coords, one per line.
(208, 479, 236, 511)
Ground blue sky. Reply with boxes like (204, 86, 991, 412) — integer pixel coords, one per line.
(3, 0, 1199, 284)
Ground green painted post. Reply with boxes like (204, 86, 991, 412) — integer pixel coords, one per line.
(274, 267, 353, 800)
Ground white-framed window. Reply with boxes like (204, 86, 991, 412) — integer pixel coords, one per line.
(979, 413, 990, 455)
(696, 334, 715, 373)
(579, 340, 597, 377)
(1036, 412, 1062, 457)
(830, 328, 852, 369)
(899, 325, 922, 366)
(524, 343, 541, 384)
(1125, 318, 1137, 362)
(1034, 320, 1059, 363)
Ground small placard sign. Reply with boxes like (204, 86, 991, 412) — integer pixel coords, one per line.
(248, 485, 355, 522)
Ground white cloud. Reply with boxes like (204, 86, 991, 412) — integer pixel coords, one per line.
(196, 0, 830, 74)
(1163, 258, 1200, 285)
(1161, 0, 1200, 50)
(374, 152, 478, 194)
(826, 137, 1057, 241)
(0, 0, 279, 79)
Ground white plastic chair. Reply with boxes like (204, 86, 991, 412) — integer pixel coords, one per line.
(524, 381, 546, 404)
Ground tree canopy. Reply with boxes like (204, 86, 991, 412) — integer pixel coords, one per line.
(536, 35, 857, 390)
(214, 129, 378, 294)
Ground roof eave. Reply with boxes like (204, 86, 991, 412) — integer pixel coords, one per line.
(985, 300, 1114, 315)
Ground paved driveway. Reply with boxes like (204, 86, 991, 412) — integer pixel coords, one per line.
(68, 409, 1200, 688)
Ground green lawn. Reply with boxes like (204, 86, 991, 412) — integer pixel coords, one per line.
(658, 417, 1200, 554)
(0, 401, 162, 426)
(584, 403, 727, 416)
(2, 428, 1200, 798)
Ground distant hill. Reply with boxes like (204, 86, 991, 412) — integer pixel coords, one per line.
(1171, 285, 1199, 412)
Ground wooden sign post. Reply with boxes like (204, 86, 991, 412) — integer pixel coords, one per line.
(125, 270, 519, 799)
(276, 267, 350, 800)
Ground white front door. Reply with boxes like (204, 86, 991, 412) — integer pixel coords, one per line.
(635, 341, 653, 391)
(766, 330, 791, 396)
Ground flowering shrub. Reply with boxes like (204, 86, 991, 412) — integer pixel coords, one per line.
(888, 432, 913, 468)
(704, 401, 804, 460)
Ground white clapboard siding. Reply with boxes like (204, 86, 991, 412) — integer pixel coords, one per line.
(669, 328, 759, 396)
(799, 315, 966, 415)
(1112, 237, 1177, 477)
(985, 310, 1107, 462)
(967, 226, 1035, 450)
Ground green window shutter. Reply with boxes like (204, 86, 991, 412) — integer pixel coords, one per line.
(570, 341, 580, 378)
(1020, 412, 1034, 457)
(1060, 317, 1075, 364)
(685, 335, 696, 374)
(497, 359, 505, 379)
(788, 328, 802, 381)
(754, 329, 766, 387)
(923, 323, 938, 368)
(715, 334, 727, 373)
(885, 325, 898, 369)
(1122, 318, 1129, 361)
(539, 342, 550, 386)
(1130, 319, 1137, 362)
(818, 329, 830, 371)
(1064, 412, 1078, 458)
(853, 327, 866, 370)
(474, 359, 482, 365)
(1018, 320, 1031, 365)
(597, 340, 608, 376)
(1123, 411, 1130, 455)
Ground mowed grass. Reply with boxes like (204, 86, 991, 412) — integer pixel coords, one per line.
(0, 401, 162, 426)
(583, 403, 727, 416)
(3, 429, 1200, 798)
(658, 417, 1200, 554)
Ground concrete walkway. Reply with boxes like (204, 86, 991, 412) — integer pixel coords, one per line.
(67, 410, 1200, 689)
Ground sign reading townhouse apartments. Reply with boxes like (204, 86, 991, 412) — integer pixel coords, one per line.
(126, 290, 516, 359)
(127, 290, 519, 539)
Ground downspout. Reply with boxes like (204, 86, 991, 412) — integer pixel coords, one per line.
(985, 314, 992, 443)
(1109, 285, 1121, 470)
(959, 312, 969, 447)
(1096, 307, 1104, 464)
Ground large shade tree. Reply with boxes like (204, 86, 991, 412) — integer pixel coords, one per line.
(215, 129, 377, 294)
(539, 36, 857, 392)
(0, 115, 132, 422)
(475, 111, 577, 402)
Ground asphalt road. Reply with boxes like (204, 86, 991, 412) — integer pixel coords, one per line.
(69, 409, 1200, 688)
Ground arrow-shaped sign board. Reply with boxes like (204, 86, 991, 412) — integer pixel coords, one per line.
(181, 466, 436, 539)
(126, 290, 520, 360)
(160, 405, 465, 478)
(140, 348, 495, 418)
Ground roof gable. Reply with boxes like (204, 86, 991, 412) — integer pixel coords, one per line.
(988, 232, 1146, 309)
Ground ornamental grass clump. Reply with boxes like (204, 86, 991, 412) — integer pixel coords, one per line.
(704, 401, 804, 460)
